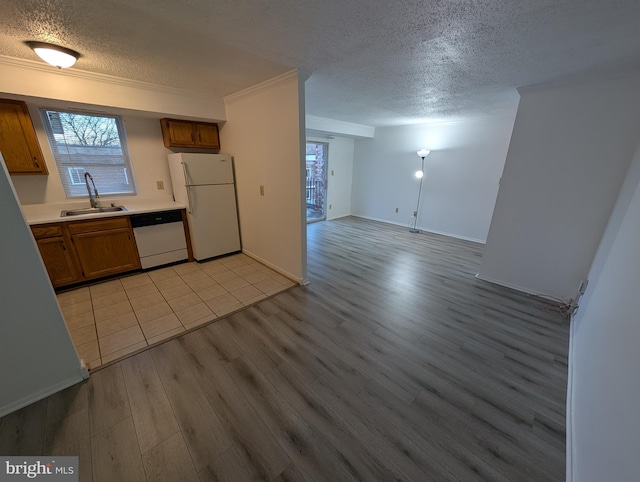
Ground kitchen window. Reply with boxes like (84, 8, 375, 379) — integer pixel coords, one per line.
(67, 166, 86, 185)
(41, 109, 136, 198)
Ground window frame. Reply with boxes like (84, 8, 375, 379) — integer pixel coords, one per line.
(40, 108, 137, 199)
(67, 166, 87, 185)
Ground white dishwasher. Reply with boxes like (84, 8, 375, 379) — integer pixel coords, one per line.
(130, 210, 189, 269)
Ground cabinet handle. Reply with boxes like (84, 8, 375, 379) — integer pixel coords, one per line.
(191, 132, 195, 143)
(61, 241, 66, 251)
(33, 157, 40, 168)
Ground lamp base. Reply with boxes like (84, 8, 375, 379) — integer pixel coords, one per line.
(409, 228, 421, 234)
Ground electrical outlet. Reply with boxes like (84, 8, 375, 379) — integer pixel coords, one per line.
(329, 204, 332, 209)
(395, 208, 399, 213)
(413, 210, 417, 217)
(579, 279, 589, 295)
(156, 180, 164, 190)
(331, 170, 334, 176)
(260, 185, 265, 196)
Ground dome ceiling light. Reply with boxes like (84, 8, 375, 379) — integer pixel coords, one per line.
(25, 41, 80, 69)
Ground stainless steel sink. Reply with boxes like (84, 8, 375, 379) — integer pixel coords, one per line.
(61, 206, 127, 217)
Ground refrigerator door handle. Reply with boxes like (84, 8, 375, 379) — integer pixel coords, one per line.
(181, 161, 190, 184)
(181, 162, 194, 213)
(186, 186, 194, 214)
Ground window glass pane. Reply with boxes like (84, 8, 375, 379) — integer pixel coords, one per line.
(41, 109, 136, 198)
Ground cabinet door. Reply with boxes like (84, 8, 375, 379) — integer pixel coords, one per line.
(72, 228, 140, 279)
(161, 119, 195, 147)
(36, 236, 80, 287)
(195, 123, 220, 149)
(0, 100, 48, 175)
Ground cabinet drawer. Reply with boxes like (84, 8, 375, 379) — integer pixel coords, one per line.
(31, 224, 63, 239)
(67, 216, 130, 234)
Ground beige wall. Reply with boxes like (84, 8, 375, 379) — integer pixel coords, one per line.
(11, 100, 175, 206)
(0, 57, 228, 207)
(0, 57, 226, 121)
(221, 71, 307, 283)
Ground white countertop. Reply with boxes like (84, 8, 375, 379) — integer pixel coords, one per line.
(21, 196, 187, 225)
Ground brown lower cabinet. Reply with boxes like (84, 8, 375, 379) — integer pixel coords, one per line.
(35, 234, 80, 287)
(32, 216, 141, 288)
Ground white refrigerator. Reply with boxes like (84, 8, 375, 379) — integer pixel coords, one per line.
(168, 153, 241, 260)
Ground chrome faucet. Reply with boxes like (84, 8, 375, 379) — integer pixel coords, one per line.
(84, 171, 99, 208)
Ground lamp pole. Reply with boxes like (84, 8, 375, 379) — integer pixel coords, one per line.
(410, 149, 430, 233)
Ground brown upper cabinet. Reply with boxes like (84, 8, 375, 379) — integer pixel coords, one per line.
(0, 99, 48, 175)
(160, 118, 220, 149)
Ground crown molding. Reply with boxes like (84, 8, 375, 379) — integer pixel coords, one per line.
(224, 69, 299, 104)
(0, 54, 219, 100)
(305, 114, 375, 138)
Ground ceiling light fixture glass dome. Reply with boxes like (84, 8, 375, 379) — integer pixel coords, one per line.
(25, 41, 80, 69)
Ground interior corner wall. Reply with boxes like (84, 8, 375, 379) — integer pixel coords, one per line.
(567, 139, 640, 482)
(351, 117, 514, 242)
(220, 75, 306, 282)
(306, 135, 354, 220)
(0, 157, 83, 417)
(478, 70, 640, 301)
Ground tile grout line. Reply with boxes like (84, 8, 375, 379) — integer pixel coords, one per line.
(59, 254, 296, 371)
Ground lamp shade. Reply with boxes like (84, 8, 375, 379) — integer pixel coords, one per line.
(417, 149, 430, 158)
(25, 41, 80, 68)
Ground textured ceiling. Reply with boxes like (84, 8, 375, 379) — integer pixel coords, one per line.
(1, 0, 640, 126)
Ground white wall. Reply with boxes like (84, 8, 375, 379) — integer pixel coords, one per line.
(10, 98, 175, 206)
(351, 117, 514, 242)
(479, 70, 640, 301)
(567, 139, 640, 481)
(221, 71, 307, 283)
(307, 135, 355, 220)
(0, 156, 84, 417)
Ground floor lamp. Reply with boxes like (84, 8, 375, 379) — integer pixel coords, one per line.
(410, 149, 430, 233)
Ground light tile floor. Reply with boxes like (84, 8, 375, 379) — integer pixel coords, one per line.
(56, 253, 296, 369)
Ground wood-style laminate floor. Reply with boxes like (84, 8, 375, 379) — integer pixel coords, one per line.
(0, 216, 569, 481)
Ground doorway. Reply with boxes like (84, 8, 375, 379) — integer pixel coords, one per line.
(306, 142, 328, 223)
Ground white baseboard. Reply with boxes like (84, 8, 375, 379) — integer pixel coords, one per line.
(0, 370, 85, 418)
(350, 215, 486, 244)
(242, 249, 306, 285)
(475, 272, 569, 304)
